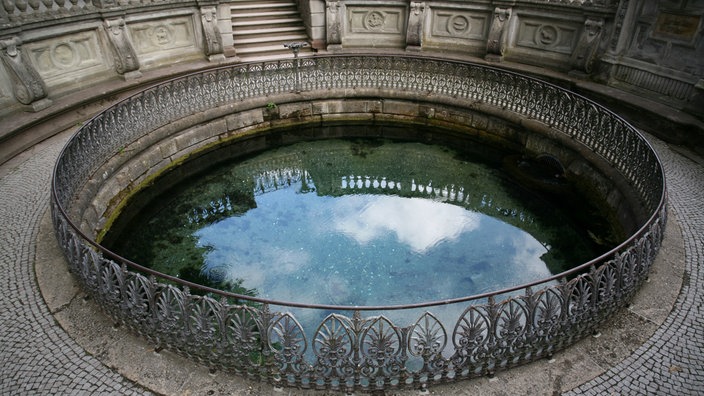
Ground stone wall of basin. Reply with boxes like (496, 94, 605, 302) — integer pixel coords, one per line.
(78, 94, 639, 246)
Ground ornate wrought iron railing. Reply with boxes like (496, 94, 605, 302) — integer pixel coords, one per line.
(51, 55, 666, 392)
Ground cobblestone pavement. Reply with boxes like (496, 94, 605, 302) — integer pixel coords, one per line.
(0, 134, 150, 395)
(565, 137, 704, 395)
(0, 127, 702, 394)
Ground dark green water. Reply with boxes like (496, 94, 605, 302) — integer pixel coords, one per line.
(107, 137, 611, 306)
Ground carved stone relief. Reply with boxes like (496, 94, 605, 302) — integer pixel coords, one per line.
(126, 15, 201, 69)
(348, 8, 404, 34)
(25, 31, 108, 79)
(516, 18, 579, 54)
(429, 9, 489, 41)
(486, 7, 511, 58)
(104, 17, 142, 79)
(129, 16, 198, 56)
(345, 5, 407, 47)
(571, 17, 604, 74)
(0, 37, 51, 110)
(406, 2, 425, 48)
(0, 67, 12, 103)
(200, 6, 225, 61)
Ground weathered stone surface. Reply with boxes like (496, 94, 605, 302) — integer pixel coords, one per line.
(200, 6, 224, 61)
(127, 13, 202, 70)
(425, 5, 490, 53)
(0, 37, 51, 107)
(104, 17, 142, 79)
(342, 2, 408, 48)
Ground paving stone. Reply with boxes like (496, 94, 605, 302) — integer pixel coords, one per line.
(565, 136, 704, 395)
(0, 134, 150, 395)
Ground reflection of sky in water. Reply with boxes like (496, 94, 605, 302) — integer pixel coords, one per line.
(332, 196, 480, 253)
(198, 180, 552, 306)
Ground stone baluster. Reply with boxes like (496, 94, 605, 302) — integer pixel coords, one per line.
(200, 5, 225, 62)
(2, 0, 95, 23)
(570, 17, 604, 75)
(0, 36, 52, 111)
(406, 1, 425, 51)
(103, 17, 142, 80)
(326, 0, 342, 51)
(92, 0, 116, 8)
(486, 7, 512, 62)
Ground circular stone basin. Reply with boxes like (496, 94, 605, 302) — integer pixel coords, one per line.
(105, 127, 618, 307)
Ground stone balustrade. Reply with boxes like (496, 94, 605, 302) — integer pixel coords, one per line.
(1, 0, 96, 22)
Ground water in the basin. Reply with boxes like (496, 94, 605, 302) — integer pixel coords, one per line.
(108, 138, 602, 305)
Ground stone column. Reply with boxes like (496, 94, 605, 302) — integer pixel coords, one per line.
(570, 17, 604, 75)
(0, 37, 52, 111)
(486, 7, 511, 62)
(606, 0, 640, 57)
(326, 0, 342, 51)
(598, 0, 641, 82)
(104, 17, 142, 80)
(201, 6, 226, 62)
(406, 1, 425, 51)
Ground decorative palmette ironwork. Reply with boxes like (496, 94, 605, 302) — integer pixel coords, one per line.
(51, 55, 666, 392)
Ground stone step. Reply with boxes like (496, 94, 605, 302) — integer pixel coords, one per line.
(233, 33, 309, 46)
(231, 10, 299, 19)
(230, 1, 296, 12)
(238, 50, 315, 63)
(234, 25, 306, 36)
(236, 44, 296, 55)
(232, 17, 303, 28)
(236, 47, 314, 61)
(229, 0, 312, 61)
(235, 38, 313, 59)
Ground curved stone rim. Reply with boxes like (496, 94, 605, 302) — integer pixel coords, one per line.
(49, 54, 667, 390)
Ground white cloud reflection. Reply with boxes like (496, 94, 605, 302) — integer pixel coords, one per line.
(219, 247, 311, 289)
(331, 196, 480, 253)
(509, 232, 552, 279)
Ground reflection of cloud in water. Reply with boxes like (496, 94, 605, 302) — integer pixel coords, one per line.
(332, 196, 480, 253)
(209, 246, 311, 290)
(509, 232, 551, 279)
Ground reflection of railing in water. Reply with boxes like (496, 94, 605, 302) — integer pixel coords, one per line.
(51, 55, 666, 392)
(185, 167, 313, 226)
(184, 164, 537, 230)
(254, 168, 312, 195)
(341, 174, 535, 224)
(186, 194, 235, 226)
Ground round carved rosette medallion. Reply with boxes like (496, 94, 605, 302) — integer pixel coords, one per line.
(364, 11, 385, 31)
